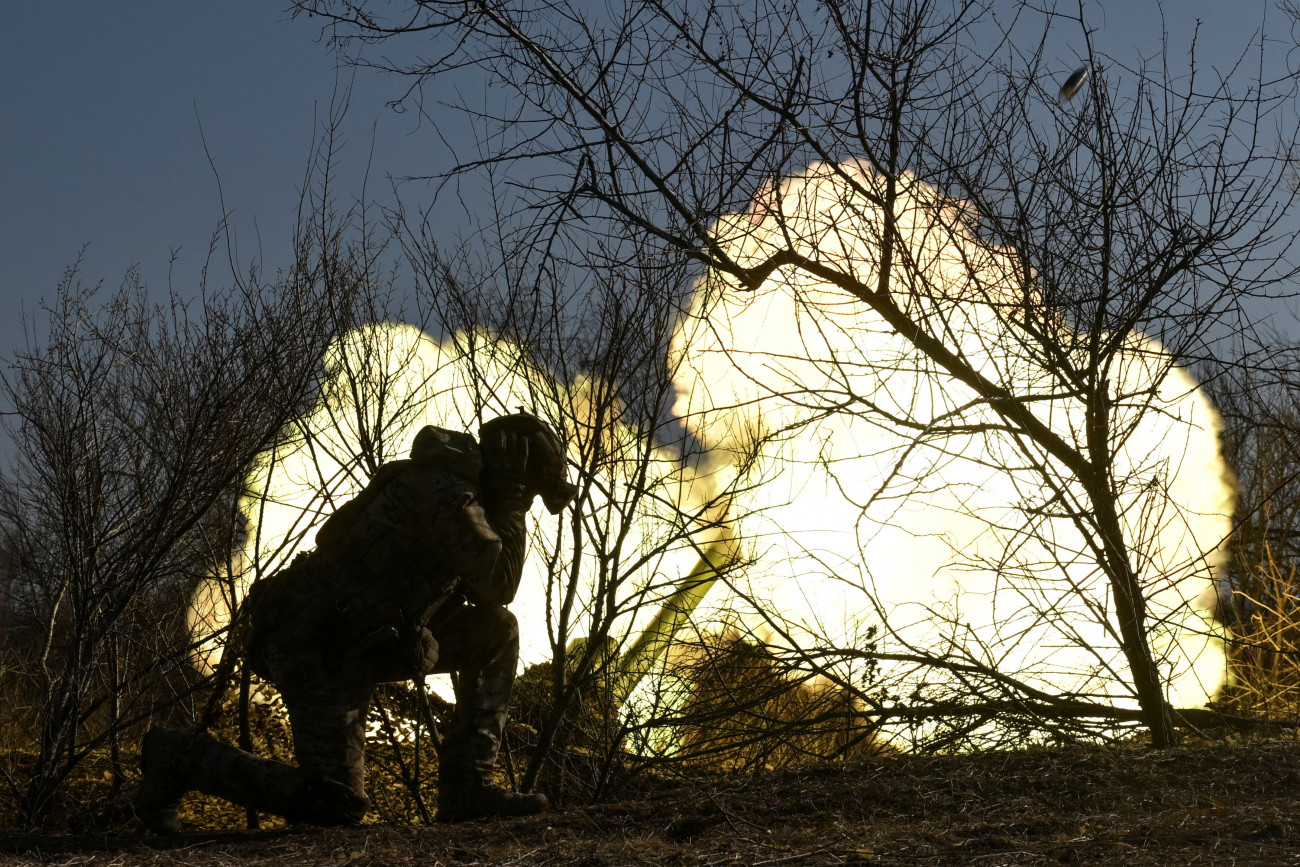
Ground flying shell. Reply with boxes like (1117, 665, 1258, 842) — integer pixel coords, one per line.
(1060, 66, 1089, 101)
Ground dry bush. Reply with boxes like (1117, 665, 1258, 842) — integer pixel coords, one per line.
(1222, 546, 1300, 721)
(506, 632, 882, 807)
(509, 652, 631, 805)
(1206, 364, 1300, 724)
(361, 683, 455, 826)
(0, 205, 377, 829)
(671, 635, 883, 774)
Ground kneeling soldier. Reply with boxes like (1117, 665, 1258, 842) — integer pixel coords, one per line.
(136, 413, 577, 830)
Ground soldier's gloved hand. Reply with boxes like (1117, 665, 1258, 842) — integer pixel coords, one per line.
(521, 427, 564, 493)
(410, 626, 440, 676)
(481, 429, 533, 508)
(482, 429, 530, 477)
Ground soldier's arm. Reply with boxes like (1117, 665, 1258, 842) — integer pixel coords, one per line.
(468, 466, 533, 606)
(465, 428, 536, 607)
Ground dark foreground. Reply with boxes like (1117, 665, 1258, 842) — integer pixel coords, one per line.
(4, 739, 1300, 865)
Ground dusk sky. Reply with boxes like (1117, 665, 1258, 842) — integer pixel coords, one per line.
(3, 1, 1297, 365)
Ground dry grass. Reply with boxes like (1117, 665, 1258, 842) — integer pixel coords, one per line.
(4, 737, 1300, 865)
(1223, 545, 1300, 722)
(672, 635, 883, 773)
(8, 563, 1300, 860)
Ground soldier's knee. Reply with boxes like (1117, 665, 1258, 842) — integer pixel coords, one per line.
(431, 604, 520, 672)
(482, 605, 520, 650)
(486, 605, 518, 635)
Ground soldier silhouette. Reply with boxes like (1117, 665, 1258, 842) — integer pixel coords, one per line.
(136, 412, 577, 830)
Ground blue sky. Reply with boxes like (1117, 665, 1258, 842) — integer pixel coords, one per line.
(0, 2, 451, 356)
(2, 0, 1296, 364)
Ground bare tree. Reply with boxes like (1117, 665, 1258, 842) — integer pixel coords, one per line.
(286, 0, 1300, 751)
(1213, 356, 1300, 589)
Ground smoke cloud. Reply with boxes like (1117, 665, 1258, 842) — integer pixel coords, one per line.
(669, 161, 1234, 720)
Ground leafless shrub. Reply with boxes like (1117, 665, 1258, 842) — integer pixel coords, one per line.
(669, 633, 882, 773)
(0, 206, 375, 828)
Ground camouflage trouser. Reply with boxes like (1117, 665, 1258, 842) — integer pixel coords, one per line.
(435, 606, 521, 782)
(169, 603, 520, 826)
(270, 601, 522, 814)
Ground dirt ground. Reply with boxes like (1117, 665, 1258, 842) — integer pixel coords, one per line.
(3, 739, 1300, 865)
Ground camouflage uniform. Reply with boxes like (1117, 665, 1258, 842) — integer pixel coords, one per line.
(137, 417, 575, 831)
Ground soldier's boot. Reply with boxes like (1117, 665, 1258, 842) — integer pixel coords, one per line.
(436, 706, 548, 823)
(135, 727, 367, 833)
(434, 606, 545, 822)
(134, 727, 189, 834)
